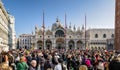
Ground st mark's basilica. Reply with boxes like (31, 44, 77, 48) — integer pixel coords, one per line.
(31, 18, 114, 50)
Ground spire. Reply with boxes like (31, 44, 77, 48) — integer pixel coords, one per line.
(35, 25, 38, 34)
(82, 24, 84, 30)
(73, 24, 76, 31)
(35, 25, 37, 30)
(56, 16, 61, 27)
(56, 16, 59, 22)
(65, 13, 67, 29)
(69, 22, 71, 29)
(85, 14, 86, 31)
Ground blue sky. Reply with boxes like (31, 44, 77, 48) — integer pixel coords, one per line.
(2, 0, 115, 37)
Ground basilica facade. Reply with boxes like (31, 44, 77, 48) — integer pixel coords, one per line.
(34, 18, 85, 50)
(33, 18, 114, 50)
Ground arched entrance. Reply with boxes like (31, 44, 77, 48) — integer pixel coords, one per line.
(37, 40, 43, 49)
(25, 46, 27, 49)
(77, 40, 83, 50)
(46, 40, 52, 49)
(68, 40, 75, 50)
(56, 38, 65, 49)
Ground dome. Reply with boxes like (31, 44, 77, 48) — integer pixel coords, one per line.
(52, 23, 57, 31)
(56, 25, 64, 30)
(52, 18, 62, 31)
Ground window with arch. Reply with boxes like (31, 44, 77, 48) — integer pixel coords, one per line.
(23, 39, 24, 44)
(25, 39, 27, 44)
(95, 47, 97, 49)
(95, 34, 98, 38)
(111, 34, 114, 38)
(91, 47, 93, 49)
(103, 34, 106, 38)
(55, 30, 65, 37)
(98, 47, 100, 49)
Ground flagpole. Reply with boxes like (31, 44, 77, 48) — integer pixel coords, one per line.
(65, 13, 67, 50)
(42, 11, 45, 50)
(85, 14, 87, 49)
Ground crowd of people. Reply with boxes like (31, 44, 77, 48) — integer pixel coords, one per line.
(0, 48, 120, 70)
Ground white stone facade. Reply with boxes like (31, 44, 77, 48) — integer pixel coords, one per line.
(87, 29, 114, 49)
(8, 15, 16, 50)
(18, 34, 35, 49)
(0, 1, 14, 51)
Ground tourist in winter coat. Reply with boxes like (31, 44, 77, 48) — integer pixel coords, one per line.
(16, 56, 28, 70)
(28, 60, 37, 70)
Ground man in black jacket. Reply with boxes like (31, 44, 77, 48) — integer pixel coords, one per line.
(109, 54, 120, 70)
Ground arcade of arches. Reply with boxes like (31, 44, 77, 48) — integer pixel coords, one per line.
(37, 39, 84, 50)
(36, 28, 85, 49)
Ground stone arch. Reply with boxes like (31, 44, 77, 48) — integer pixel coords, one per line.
(77, 40, 83, 50)
(111, 34, 114, 38)
(68, 40, 75, 50)
(46, 39, 52, 49)
(98, 47, 101, 50)
(55, 30, 65, 37)
(95, 34, 98, 38)
(91, 46, 94, 50)
(37, 40, 43, 49)
(103, 34, 106, 38)
(56, 38, 65, 49)
(102, 47, 105, 50)
(95, 46, 97, 50)
(25, 45, 27, 49)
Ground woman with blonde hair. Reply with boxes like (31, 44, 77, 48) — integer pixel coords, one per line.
(0, 54, 12, 70)
(16, 56, 28, 70)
